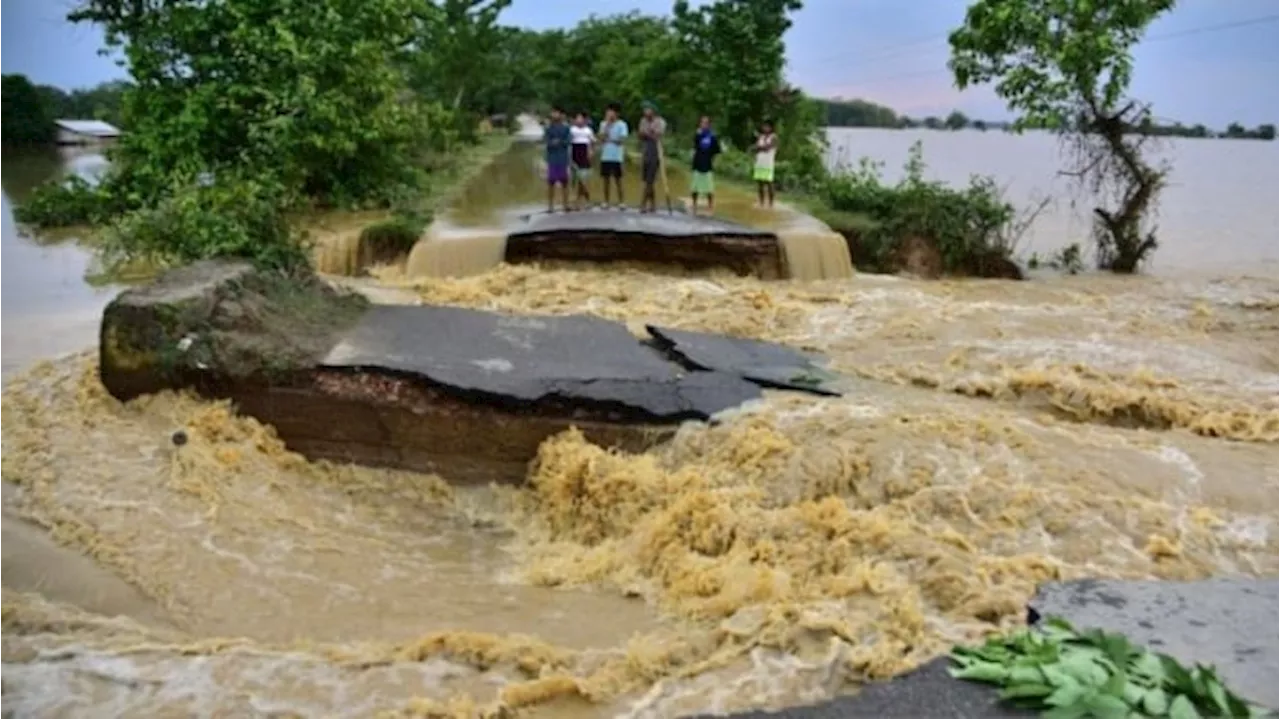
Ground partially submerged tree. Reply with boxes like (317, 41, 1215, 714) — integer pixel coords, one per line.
(945, 110, 970, 130)
(948, 0, 1176, 273)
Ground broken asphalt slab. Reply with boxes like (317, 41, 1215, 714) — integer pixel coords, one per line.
(1030, 577, 1279, 710)
(700, 577, 1278, 718)
(322, 304, 766, 422)
(98, 261, 847, 478)
(646, 325, 842, 397)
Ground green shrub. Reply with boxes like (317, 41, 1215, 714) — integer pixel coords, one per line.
(97, 172, 308, 273)
(821, 141, 1017, 274)
(384, 180, 437, 234)
(359, 216, 423, 258)
(14, 175, 135, 228)
(809, 206, 879, 235)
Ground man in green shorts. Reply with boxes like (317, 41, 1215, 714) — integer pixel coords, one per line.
(690, 115, 722, 215)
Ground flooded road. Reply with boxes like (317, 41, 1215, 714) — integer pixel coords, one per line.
(3, 134, 1277, 717)
(400, 139, 851, 281)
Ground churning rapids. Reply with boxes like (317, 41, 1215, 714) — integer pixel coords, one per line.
(3, 131, 1278, 717)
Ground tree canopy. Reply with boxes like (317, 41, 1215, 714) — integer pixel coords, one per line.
(949, 0, 1176, 131)
(70, 0, 449, 206)
(39, 0, 818, 208)
(17, 0, 826, 267)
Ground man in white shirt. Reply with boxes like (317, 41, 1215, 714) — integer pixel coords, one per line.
(570, 111, 595, 209)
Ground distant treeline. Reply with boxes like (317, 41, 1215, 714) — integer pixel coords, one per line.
(818, 97, 1277, 140)
(1, 73, 128, 145)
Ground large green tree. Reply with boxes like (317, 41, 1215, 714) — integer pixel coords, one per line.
(552, 13, 687, 123)
(949, 0, 1176, 273)
(672, 0, 802, 148)
(409, 0, 512, 131)
(2, 74, 57, 145)
(69, 0, 445, 206)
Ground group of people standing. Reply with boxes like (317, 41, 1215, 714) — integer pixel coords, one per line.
(541, 101, 779, 215)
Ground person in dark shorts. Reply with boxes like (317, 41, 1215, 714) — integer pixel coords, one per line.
(690, 115, 722, 215)
(543, 106, 571, 212)
(637, 100, 666, 213)
(597, 102, 628, 207)
(569, 111, 595, 208)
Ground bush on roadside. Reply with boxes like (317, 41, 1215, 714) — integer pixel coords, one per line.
(96, 171, 307, 274)
(820, 141, 1018, 275)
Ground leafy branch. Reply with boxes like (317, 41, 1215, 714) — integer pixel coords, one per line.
(949, 617, 1274, 719)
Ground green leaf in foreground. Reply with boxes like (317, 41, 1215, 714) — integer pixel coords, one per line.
(947, 616, 1265, 718)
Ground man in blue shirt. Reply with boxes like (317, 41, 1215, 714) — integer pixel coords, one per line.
(597, 102, 628, 208)
(544, 106, 572, 212)
(690, 115, 722, 215)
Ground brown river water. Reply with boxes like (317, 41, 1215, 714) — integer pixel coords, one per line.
(2, 129, 1277, 718)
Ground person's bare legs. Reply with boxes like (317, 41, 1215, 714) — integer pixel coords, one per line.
(765, 182, 775, 208)
(691, 192, 700, 214)
(757, 181, 765, 208)
(707, 192, 715, 214)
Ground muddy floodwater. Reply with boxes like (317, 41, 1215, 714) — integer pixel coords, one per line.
(2, 132, 1277, 718)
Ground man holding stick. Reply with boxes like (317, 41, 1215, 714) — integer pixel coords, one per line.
(637, 100, 667, 213)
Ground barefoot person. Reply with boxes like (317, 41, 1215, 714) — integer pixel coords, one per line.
(598, 103, 628, 208)
(753, 120, 778, 209)
(690, 115, 722, 215)
(637, 100, 667, 213)
(543, 106, 572, 212)
(570, 111, 595, 208)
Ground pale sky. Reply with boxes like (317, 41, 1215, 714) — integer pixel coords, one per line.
(3, 0, 1276, 128)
